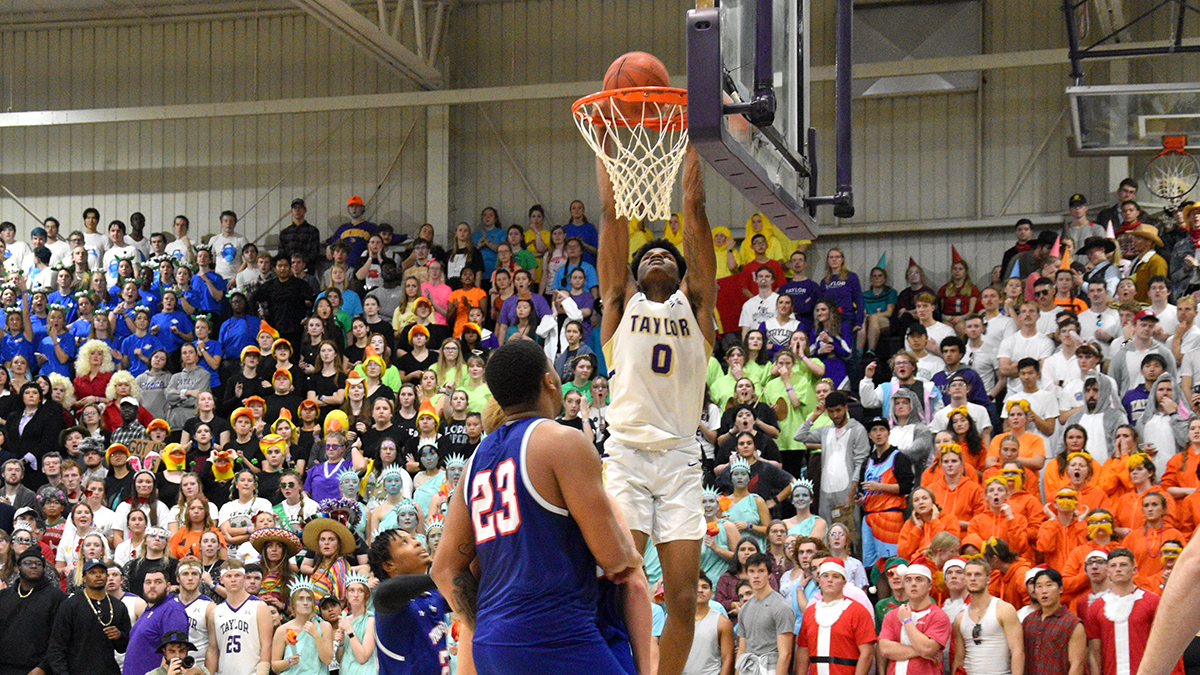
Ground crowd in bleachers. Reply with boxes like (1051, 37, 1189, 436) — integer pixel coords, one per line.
(0, 181, 1198, 675)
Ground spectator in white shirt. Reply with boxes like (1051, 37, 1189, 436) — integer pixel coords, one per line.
(962, 314, 1002, 400)
(1171, 295, 1200, 367)
(1032, 277, 1064, 335)
(913, 292, 956, 357)
(905, 324, 946, 382)
(978, 286, 1016, 354)
(1146, 275, 1179, 338)
(0, 221, 32, 274)
(81, 207, 108, 270)
(165, 215, 195, 263)
(127, 212, 153, 260)
(1079, 282, 1121, 359)
(996, 300, 1054, 397)
(102, 220, 143, 285)
(1002, 357, 1058, 438)
(740, 266, 779, 340)
(208, 210, 249, 283)
(43, 217, 71, 266)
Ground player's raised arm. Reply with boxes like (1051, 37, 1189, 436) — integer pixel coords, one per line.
(680, 145, 717, 347)
(431, 477, 480, 629)
(597, 154, 636, 345)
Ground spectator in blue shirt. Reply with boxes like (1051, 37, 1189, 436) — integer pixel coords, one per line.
(36, 306, 76, 378)
(563, 199, 599, 265)
(473, 206, 507, 278)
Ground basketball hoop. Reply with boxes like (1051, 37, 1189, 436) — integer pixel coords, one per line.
(573, 86, 688, 222)
(1144, 134, 1199, 211)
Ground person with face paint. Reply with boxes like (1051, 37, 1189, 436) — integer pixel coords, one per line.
(782, 478, 825, 539)
(698, 486, 740, 589)
(718, 454, 773, 550)
(368, 467, 415, 540)
(423, 454, 467, 523)
(1060, 510, 1119, 608)
(270, 576, 334, 675)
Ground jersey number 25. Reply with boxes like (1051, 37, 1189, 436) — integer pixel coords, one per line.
(470, 458, 522, 544)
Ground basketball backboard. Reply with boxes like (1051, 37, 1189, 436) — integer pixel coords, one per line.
(688, 0, 834, 240)
(1068, 83, 1200, 154)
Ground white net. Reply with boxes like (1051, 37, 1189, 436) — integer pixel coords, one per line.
(573, 88, 688, 222)
(1144, 152, 1200, 210)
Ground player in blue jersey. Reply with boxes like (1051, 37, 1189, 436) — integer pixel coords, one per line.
(370, 528, 450, 675)
(596, 146, 718, 675)
(432, 339, 643, 675)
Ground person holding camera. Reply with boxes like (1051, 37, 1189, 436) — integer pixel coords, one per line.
(148, 630, 210, 675)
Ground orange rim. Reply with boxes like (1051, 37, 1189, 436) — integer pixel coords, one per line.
(572, 86, 688, 131)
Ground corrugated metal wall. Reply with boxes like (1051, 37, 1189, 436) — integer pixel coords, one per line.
(0, 0, 1192, 287)
(0, 15, 427, 243)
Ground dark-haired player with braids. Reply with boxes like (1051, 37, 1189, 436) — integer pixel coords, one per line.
(597, 145, 717, 675)
(369, 528, 450, 675)
(432, 339, 642, 675)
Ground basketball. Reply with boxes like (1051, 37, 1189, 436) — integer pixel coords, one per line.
(603, 52, 671, 118)
(603, 51, 671, 91)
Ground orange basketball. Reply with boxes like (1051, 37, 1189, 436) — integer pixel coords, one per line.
(603, 52, 670, 118)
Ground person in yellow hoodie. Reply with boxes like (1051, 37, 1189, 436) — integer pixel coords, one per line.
(627, 217, 654, 263)
(737, 212, 807, 266)
(713, 225, 744, 335)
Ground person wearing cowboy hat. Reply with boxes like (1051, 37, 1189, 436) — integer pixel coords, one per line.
(299, 510, 361, 600)
(1005, 229, 1060, 280)
(1125, 223, 1168, 303)
(1080, 236, 1120, 296)
(146, 629, 208, 675)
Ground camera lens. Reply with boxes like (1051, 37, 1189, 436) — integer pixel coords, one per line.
(181, 656, 195, 669)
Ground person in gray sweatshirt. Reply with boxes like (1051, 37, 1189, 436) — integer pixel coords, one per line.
(135, 349, 172, 422)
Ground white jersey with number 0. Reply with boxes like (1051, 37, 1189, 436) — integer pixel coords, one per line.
(605, 289, 708, 449)
(213, 596, 262, 675)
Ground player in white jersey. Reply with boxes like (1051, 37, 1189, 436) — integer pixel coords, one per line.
(206, 559, 274, 675)
(597, 145, 717, 675)
(176, 557, 214, 661)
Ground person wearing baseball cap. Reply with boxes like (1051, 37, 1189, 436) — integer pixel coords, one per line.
(1063, 193, 1105, 263)
(796, 557, 877, 675)
(879, 562, 952, 675)
(951, 557, 1024, 675)
(45, 557, 132, 675)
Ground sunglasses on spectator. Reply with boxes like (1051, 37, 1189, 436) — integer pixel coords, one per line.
(1035, 289, 1050, 296)
(972, 622, 982, 645)
(281, 481, 298, 489)
(13, 537, 34, 545)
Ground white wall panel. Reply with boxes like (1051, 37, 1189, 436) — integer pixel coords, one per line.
(0, 0, 1190, 273)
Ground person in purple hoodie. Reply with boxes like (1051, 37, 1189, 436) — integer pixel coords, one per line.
(819, 248, 865, 340)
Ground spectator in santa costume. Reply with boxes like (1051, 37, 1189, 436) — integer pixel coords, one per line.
(795, 556, 877, 675)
